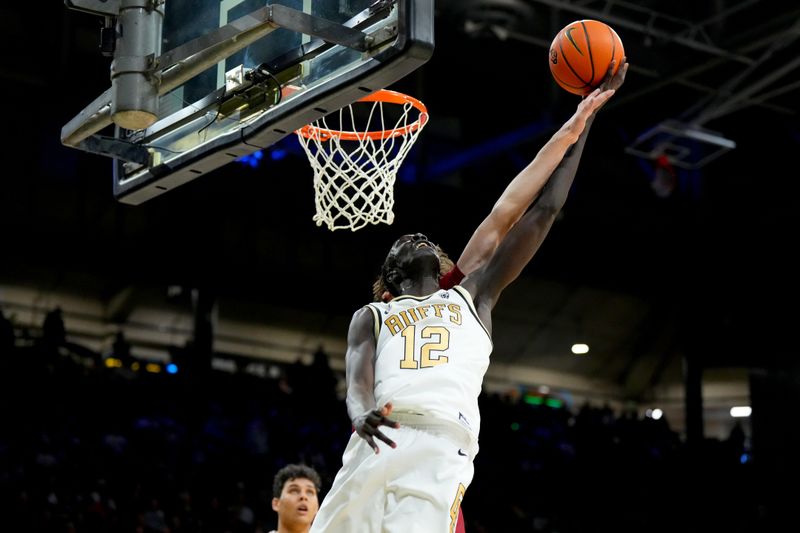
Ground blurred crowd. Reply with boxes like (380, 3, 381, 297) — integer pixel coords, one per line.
(0, 307, 761, 532)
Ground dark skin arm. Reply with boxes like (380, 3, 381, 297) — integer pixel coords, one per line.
(379, 62, 628, 302)
(463, 60, 629, 324)
(455, 59, 629, 278)
(345, 307, 399, 453)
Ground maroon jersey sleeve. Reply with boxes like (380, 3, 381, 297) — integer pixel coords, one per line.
(439, 264, 465, 289)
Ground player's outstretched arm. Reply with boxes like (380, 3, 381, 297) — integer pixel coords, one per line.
(345, 307, 399, 453)
(455, 59, 628, 279)
(464, 62, 629, 311)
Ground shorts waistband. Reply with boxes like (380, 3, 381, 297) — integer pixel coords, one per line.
(391, 411, 479, 459)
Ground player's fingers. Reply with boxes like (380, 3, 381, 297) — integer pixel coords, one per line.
(382, 416, 400, 429)
(579, 89, 612, 116)
(597, 58, 627, 92)
(356, 427, 379, 452)
(365, 435, 380, 454)
(602, 59, 617, 84)
(577, 88, 601, 111)
(589, 86, 612, 99)
(597, 89, 615, 103)
(608, 59, 628, 89)
(618, 60, 629, 80)
(366, 410, 383, 426)
(374, 429, 397, 449)
(379, 403, 400, 427)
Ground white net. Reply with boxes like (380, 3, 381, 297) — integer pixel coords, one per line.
(296, 90, 428, 231)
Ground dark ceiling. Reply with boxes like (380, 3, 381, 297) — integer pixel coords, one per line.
(1, 1, 799, 396)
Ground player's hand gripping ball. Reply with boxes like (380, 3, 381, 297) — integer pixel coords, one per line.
(549, 19, 624, 96)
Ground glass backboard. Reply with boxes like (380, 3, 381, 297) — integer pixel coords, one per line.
(61, 0, 433, 204)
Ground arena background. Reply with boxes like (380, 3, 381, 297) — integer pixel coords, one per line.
(1, 1, 799, 531)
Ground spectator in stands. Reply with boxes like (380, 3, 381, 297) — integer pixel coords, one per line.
(112, 330, 138, 374)
(41, 306, 66, 351)
(309, 346, 339, 406)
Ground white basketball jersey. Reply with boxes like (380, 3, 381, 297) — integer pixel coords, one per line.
(366, 286, 492, 440)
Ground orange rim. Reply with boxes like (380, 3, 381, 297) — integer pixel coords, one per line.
(297, 89, 429, 141)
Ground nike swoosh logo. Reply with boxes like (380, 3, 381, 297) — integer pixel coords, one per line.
(565, 27, 583, 55)
(457, 449, 468, 457)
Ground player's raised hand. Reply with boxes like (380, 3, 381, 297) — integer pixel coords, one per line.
(561, 88, 613, 143)
(561, 58, 628, 143)
(583, 58, 628, 113)
(353, 402, 400, 454)
(599, 57, 628, 92)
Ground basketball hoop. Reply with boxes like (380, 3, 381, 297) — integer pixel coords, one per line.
(296, 89, 428, 231)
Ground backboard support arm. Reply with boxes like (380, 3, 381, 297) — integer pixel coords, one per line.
(61, 2, 375, 156)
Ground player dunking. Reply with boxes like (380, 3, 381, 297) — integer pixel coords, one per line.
(311, 61, 628, 533)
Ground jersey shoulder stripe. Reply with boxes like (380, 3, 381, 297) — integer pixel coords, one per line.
(365, 304, 381, 343)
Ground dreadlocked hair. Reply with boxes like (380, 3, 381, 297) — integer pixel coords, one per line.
(372, 245, 455, 302)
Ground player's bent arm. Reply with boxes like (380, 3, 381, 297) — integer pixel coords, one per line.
(456, 88, 614, 275)
(345, 307, 379, 422)
(345, 307, 400, 452)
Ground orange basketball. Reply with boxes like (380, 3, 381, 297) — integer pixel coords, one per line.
(549, 20, 624, 96)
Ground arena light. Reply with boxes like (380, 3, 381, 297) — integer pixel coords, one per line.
(740, 453, 751, 464)
(524, 394, 544, 405)
(730, 406, 752, 418)
(544, 398, 563, 409)
(571, 343, 589, 355)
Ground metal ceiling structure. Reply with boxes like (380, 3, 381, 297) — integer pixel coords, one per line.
(440, 0, 800, 168)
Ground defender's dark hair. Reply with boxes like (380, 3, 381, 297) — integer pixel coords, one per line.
(272, 464, 322, 498)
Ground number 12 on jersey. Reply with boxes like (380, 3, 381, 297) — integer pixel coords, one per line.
(400, 325, 451, 369)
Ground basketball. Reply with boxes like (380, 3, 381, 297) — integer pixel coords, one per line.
(549, 20, 624, 96)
